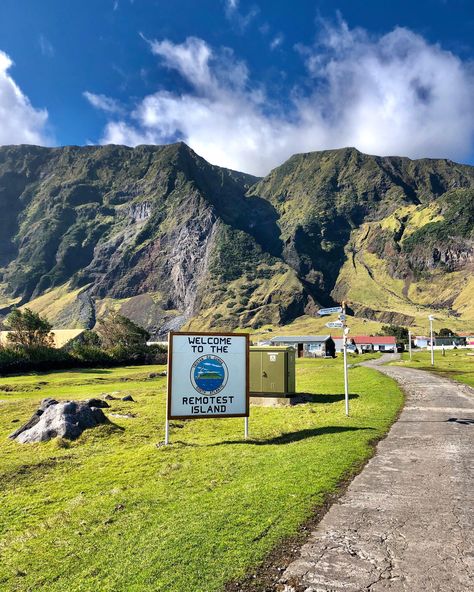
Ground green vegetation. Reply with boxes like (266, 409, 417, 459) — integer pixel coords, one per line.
(0, 309, 164, 375)
(0, 357, 403, 592)
(4, 308, 54, 348)
(394, 348, 474, 388)
(379, 325, 409, 344)
(1, 144, 474, 335)
(402, 189, 474, 250)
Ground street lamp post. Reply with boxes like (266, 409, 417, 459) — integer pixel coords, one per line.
(428, 315, 435, 366)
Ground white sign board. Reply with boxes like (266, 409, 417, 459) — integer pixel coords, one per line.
(326, 321, 344, 328)
(167, 332, 249, 419)
(318, 306, 343, 316)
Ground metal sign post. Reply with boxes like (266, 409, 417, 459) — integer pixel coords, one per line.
(408, 330, 412, 361)
(428, 315, 435, 366)
(341, 302, 349, 417)
(326, 302, 350, 416)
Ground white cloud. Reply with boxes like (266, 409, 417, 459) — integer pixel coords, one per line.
(97, 23, 474, 175)
(270, 33, 284, 51)
(83, 91, 124, 115)
(39, 35, 54, 58)
(0, 50, 51, 145)
(224, 0, 259, 32)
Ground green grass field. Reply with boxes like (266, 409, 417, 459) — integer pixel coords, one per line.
(394, 348, 474, 388)
(0, 356, 403, 592)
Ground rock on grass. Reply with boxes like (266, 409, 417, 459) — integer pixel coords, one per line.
(9, 398, 110, 443)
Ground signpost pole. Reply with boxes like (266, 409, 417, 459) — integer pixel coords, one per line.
(408, 330, 412, 361)
(165, 332, 172, 445)
(244, 416, 249, 439)
(429, 316, 435, 366)
(342, 301, 349, 417)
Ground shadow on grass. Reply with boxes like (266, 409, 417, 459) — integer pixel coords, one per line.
(291, 393, 359, 405)
(212, 425, 375, 446)
(74, 368, 114, 375)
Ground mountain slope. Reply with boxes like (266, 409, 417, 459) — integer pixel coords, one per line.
(0, 143, 306, 334)
(0, 144, 473, 336)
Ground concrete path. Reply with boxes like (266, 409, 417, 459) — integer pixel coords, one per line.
(279, 354, 474, 591)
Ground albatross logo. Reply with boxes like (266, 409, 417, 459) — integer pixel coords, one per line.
(191, 355, 228, 395)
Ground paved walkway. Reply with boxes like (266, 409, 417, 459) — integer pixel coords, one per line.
(280, 354, 474, 591)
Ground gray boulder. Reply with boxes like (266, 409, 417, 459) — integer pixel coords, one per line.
(9, 398, 109, 443)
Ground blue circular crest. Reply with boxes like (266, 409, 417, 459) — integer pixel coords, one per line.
(191, 355, 228, 395)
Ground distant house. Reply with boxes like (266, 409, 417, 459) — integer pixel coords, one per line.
(414, 335, 467, 348)
(414, 335, 429, 348)
(434, 336, 466, 347)
(457, 332, 474, 346)
(268, 335, 336, 358)
(352, 335, 397, 353)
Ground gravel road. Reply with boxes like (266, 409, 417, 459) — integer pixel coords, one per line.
(279, 353, 474, 591)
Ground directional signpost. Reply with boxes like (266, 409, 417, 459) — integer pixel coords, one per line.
(324, 303, 350, 416)
(318, 306, 343, 316)
(326, 321, 344, 329)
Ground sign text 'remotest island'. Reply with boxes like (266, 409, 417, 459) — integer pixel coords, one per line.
(167, 332, 249, 419)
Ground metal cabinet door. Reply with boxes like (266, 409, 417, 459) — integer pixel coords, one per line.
(249, 351, 262, 392)
(261, 350, 286, 393)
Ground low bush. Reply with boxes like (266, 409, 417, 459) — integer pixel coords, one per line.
(0, 343, 167, 376)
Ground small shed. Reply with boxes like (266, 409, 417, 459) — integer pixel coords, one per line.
(268, 335, 336, 358)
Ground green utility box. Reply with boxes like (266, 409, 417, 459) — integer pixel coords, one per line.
(250, 347, 296, 396)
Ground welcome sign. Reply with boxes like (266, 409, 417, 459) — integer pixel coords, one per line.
(167, 332, 249, 419)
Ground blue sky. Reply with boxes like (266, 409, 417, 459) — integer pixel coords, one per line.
(1, 0, 474, 174)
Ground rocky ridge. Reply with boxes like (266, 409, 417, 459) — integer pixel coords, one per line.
(0, 143, 473, 335)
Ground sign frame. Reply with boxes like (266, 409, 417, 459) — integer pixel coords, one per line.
(167, 331, 250, 421)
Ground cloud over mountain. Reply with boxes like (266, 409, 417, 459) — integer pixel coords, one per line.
(0, 50, 51, 145)
(96, 20, 474, 175)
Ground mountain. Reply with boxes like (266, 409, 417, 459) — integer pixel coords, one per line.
(0, 143, 473, 337)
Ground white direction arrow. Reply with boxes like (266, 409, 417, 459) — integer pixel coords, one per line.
(326, 321, 344, 328)
(318, 306, 343, 316)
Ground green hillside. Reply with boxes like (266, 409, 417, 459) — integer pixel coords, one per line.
(0, 144, 473, 336)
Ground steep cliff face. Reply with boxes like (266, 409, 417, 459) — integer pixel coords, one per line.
(0, 143, 473, 335)
(0, 143, 306, 334)
(248, 149, 474, 300)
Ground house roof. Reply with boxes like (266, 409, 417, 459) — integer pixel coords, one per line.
(352, 335, 397, 345)
(269, 335, 332, 344)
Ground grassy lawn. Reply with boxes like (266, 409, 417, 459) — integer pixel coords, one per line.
(0, 356, 402, 592)
(393, 348, 474, 388)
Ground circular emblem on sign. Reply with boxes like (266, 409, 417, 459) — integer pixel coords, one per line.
(191, 355, 228, 395)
